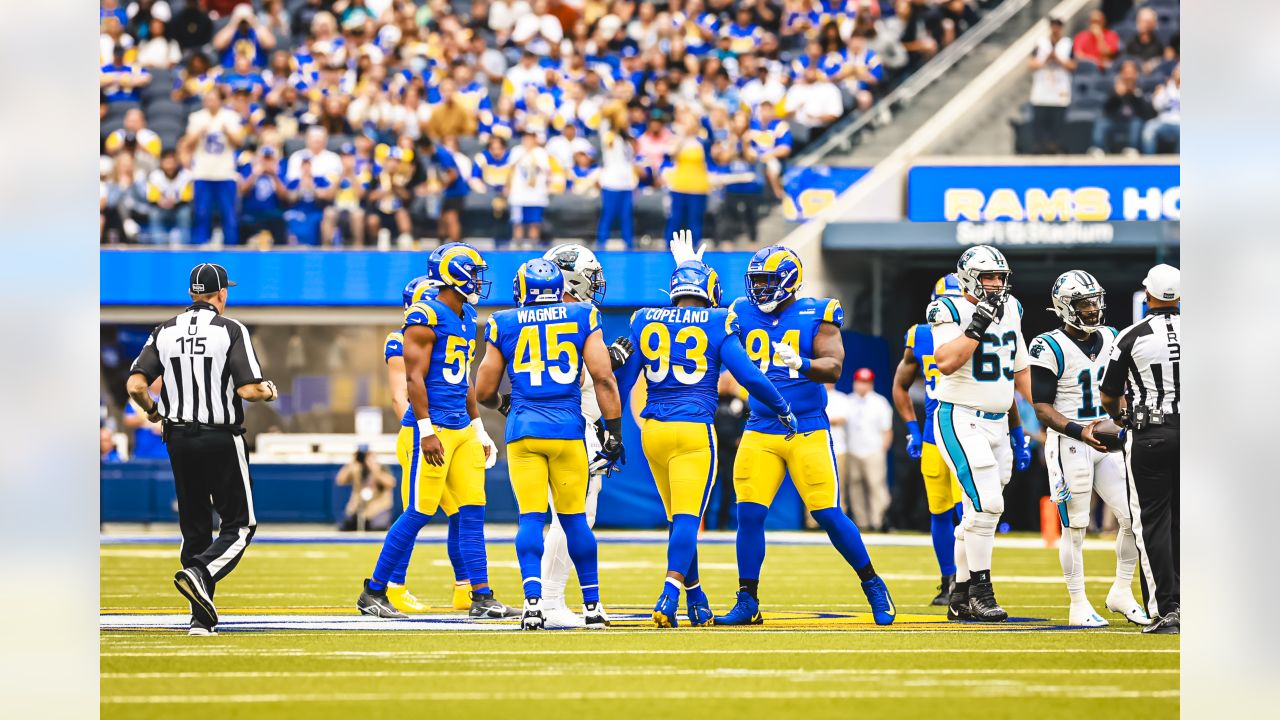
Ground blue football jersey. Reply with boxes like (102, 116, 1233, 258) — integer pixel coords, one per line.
(730, 296, 844, 434)
(905, 323, 941, 444)
(399, 297, 477, 430)
(487, 302, 601, 443)
(627, 306, 738, 423)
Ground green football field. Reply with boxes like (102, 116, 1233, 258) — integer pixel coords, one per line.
(101, 533, 1178, 719)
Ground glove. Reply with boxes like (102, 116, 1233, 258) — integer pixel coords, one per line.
(608, 336, 634, 370)
(472, 418, 498, 470)
(778, 408, 798, 441)
(670, 228, 706, 265)
(964, 296, 1004, 341)
(497, 392, 512, 417)
(1011, 426, 1031, 472)
(1052, 476, 1072, 505)
(590, 417, 626, 474)
(905, 420, 923, 459)
(772, 341, 805, 372)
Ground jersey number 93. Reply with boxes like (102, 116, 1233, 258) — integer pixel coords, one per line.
(640, 322, 708, 385)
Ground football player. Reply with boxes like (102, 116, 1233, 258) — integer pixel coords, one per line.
(1026, 271, 1150, 627)
(615, 251, 797, 627)
(892, 274, 965, 606)
(928, 245, 1032, 622)
(475, 259, 625, 630)
(380, 274, 472, 613)
(358, 243, 518, 620)
(715, 244, 896, 626)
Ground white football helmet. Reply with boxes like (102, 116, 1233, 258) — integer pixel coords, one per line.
(1050, 270, 1106, 334)
(543, 243, 606, 304)
(956, 245, 1012, 301)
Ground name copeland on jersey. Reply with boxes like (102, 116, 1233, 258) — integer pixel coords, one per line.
(926, 295, 1028, 415)
(1028, 326, 1120, 425)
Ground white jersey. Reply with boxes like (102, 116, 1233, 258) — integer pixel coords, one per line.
(187, 108, 242, 181)
(926, 294, 1028, 414)
(507, 146, 555, 207)
(1028, 326, 1119, 425)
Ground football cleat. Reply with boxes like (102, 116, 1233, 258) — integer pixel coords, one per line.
(452, 582, 472, 611)
(932, 574, 955, 606)
(521, 597, 546, 630)
(653, 590, 680, 628)
(385, 583, 427, 613)
(469, 591, 520, 619)
(861, 576, 897, 626)
(357, 579, 408, 619)
(188, 618, 217, 636)
(1069, 603, 1110, 628)
(967, 580, 1009, 622)
(716, 591, 764, 626)
(542, 599, 586, 629)
(1141, 609, 1179, 635)
(583, 602, 611, 629)
(1105, 587, 1153, 626)
(687, 594, 715, 627)
(947, 583, 974, 621)
(174, 567, 218, 629)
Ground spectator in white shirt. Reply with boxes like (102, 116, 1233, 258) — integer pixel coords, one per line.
(822, 382, 853, 529)
(1142, 64, 1180, 154)
(844, 368, 894, 531)
(1027, 17, 1077, 154)
(545, 123, 592, 172)
(287, 126, 342, 183)
(783, 66, 844, 145)
(506, 130, 557, 246)
(183, 89, 245, 244)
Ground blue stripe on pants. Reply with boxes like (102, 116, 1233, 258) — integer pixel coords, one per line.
(937, 403, 982, 512)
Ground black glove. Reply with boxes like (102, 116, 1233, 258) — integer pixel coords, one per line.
(964, 296, 1004, 341)
(608, 336, 634, 370)
(497, 392, 512, 416)
(591, 417, 626, 474)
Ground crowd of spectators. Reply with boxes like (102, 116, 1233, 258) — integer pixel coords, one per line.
(101, 0, 996, 248)
(1023, 2, 1179, 155)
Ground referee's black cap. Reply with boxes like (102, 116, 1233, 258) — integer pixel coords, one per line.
(189, 263, 237, 294)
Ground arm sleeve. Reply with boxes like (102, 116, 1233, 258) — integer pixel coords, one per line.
(1030, 365, 1059, 405)
(721, 336, 790, 417)
(225, 319, 266, 388)
(129, 326, 164, 382)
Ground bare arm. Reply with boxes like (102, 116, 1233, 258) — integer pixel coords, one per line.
(583, 332, 622, 420)
(891, 346, 921, 423)
(126, 373, 162, 422)
(236, 382, 276, 401)
(212, 21, 238, 51)
(335, 464, 357, 486)
(806, 322, 844, 384)
(475, 342, 506, 409)
(404, 325, 435, 424)
(386, 355, 409, 419)
(935, 334, 979, 375)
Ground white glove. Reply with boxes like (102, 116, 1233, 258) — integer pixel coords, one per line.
(670, 228, 706, 266)
(472, 418, 498, 469)
(772, 341, 804, 371)
(1052, 476, 1072, 505)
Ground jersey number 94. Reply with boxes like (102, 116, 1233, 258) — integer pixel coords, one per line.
(744, 328, 801, 379)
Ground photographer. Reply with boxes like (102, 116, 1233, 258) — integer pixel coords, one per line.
(336, 447, 396, 532)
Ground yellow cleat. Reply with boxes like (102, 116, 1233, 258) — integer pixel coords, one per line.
(386, 584, 428, 613)
(452, 582, 472, 611)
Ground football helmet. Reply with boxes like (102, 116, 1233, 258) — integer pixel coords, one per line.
(956, 245, 1012, 301)
(669, 261, 722, 307)
(427, 242, 491, 304)
(513, 258, 565, 307)
(401, 274, 434, 309)
(543, 243, 606, 304)
(745, 245, 803, 313)
(930, 273, 963, 301)
(1050, 270, 1106, 333)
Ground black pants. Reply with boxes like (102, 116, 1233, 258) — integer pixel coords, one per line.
(167, 425, 257, 587)
(1125, 421, 1179, 617)
(1032, 105, 1067, 154)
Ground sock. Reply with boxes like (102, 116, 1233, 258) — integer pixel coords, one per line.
(953, 580, 969, 598)
(964, 512, 999, 576)
(515, 511, 548, 599)
(953, 524, 971, 583)
(1114, 515, 1138, 586)
(446, 512, 468, 583)
(738, 578, 760, 599)
(456, 505, 489, 589)
(811, 507, 872, 576)
(370, 509, 430, 591)
(930, 511, 958, 576)
(560, 512, 600, 605)
(1060, 526, 1088, 604)
(735, 502, 768, 592)
(540, 512, 572, 603)
(667, 514, 700, 585)
(663, 576, 683, 599)
(684, 546, 701, 588)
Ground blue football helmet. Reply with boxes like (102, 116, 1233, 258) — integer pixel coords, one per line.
(513, 258, 565, 307)
(427, 242, 491, 304)
(745, 245, 803, 313)
(402, 274, 434, 309)
(930, 273, 963, 301)
(669, 261, 722, 307)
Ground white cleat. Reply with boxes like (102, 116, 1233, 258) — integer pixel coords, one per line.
(542, 600, 586, 629)
(521, 597, 546, 630)
(1069, 604, 1110, 627)
(583, 602, 610, 629)
(1106, 588, 1153, 626)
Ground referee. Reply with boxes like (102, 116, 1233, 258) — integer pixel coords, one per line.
(1101, 264, 1180, 635)
(126, 263, 278, 636)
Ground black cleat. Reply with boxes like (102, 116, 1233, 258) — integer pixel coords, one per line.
(174, 567, 218, 629)
(967, 580, 1009, 622)
(357, 579, 408, 619)
(469, 591, 520, 618)
(1141, 609, 1180, 635)
(932, 574, 955, 606)
(947, 582, 973, 621)
(188, 617, 217, 636)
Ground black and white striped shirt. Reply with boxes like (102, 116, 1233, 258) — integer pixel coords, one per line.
(129, 302, 265, 426)
(1101, 308, 1180, 415)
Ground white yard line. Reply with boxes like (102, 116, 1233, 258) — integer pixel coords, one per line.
(102, 647, 1179, 658)
(104, 668, 1178, 680)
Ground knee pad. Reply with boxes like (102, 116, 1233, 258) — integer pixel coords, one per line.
(967, 511, 1000, 536)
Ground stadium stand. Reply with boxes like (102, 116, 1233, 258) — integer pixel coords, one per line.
(100, 0, 1003, 248)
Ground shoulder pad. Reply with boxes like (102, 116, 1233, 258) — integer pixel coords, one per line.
(721, 306, 740, 335)
(1105, 326, 1119, 339)
(485, 316, 499, 344)
(585, 304, 601, 332)
(1030, 332, 1065, 377)
(904, 324, 918, 348)
(926, 298, 961, 326)
(383, 331, 404, 362)
(629, 309, 641, 326)
(818, 298, 844, 327)
(404, 300, 441, 327)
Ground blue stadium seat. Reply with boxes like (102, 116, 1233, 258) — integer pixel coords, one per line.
(145, 100, 188, 121)
(1075, 60, 1100, 76)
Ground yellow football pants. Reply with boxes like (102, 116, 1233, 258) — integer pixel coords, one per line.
(641, 419, 718, 521)
(397, 424, 484, 516)
(508, 437, 590, 515)
(733, 429, 840, 511)
(921, 441, 964, 514)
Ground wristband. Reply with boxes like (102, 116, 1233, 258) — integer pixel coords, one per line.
(604, 417, 623, 439)
(798, 356, 811, 374)
(470, 417, 487, 436)
(416, 418, 436, 439)
(1064, 422, 1085, 441)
